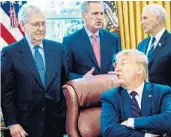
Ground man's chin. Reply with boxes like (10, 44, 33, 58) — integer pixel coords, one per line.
(35, 37, 44, 41)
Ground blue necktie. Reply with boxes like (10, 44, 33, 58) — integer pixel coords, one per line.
(34, 46, 45, 87)
(130, 91, 141, 117)
(147, 37, 156, 60)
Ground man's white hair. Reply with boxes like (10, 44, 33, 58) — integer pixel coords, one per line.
(143, 4, 167, 23)
(18, 4, 44, 24)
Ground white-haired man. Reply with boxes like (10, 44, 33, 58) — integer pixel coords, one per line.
(138, 4, 171, 87)
(1, 4, 68, 137)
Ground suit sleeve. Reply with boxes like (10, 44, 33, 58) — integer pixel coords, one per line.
(134, 88, 171, 134)
(1, 48, 17, 126)
(116, 35, 121, 53)
(101, 93, 145, 137)
(60, 44, 69, 86)
(63, 37, 83, 80)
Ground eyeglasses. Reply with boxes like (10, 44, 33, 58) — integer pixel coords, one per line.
(29, 21, 46, 28)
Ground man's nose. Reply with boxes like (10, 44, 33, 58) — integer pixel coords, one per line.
(38, 25, 45, 30)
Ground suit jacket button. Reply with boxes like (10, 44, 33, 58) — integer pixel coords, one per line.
(42, 108, 45, 111)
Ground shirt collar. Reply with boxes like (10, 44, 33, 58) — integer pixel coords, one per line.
(127, 82, 144, 97)
(151, 27, 166, 42)
(84, 26, 99, 38)
(26, 37, 43, 50)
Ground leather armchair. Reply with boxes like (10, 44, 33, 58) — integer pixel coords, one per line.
(63, 74, 118, 137)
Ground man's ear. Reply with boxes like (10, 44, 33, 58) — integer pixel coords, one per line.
(156, 16, 162, 24)
(82, 12, 86, 19)
(137, 68, 142, 75)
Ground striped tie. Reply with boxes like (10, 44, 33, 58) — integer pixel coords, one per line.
(34, 46, 46, 87)
(130, 91, 141, 117)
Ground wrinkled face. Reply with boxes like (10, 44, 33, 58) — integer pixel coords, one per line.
(22, 13, 46, 45)
(141, 8, 158, 35)
(82, 2, 104, 33)
(115, 55, 138, 88)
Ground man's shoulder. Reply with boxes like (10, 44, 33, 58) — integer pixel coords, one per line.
(63, 28, 84, 40)
(147, 82, 171, 95)
(138, 37, 150, 45)
(44, 39, 63, 48)
(1, 38, 25, 52)
(100, 29, 119, 38)
(101, 86, 121, 100)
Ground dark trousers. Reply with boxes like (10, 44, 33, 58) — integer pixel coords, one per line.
(4, 99, 66, 137)
(42, 99, 66, 137)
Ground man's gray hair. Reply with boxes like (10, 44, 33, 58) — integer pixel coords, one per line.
(18, 4, 44, 24)
(80, 1, 104, 13)
(115, 49, 149, 81)
(143, 4, 167, 22)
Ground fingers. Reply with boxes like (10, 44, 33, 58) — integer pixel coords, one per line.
(9, 124, 28, 137)
(83, 67, 95, 78)
(88, 67, 95, 74)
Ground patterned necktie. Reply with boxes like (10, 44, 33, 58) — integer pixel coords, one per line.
(92, 34, 101, 67)
(147, 37, 156, 60)
(130, 91, 141, 117)
(34, 46, 46, 87)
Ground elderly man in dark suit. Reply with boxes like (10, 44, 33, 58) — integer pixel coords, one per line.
(101, 49, 171, 137)
(63, 1, 121, 80)
(1, 4, 68, 137)
(137, 4, 171, 87)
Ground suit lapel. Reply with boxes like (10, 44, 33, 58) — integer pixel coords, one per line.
(81, 28, 100, 69)
(19, 38, 44, 87)
(141, 83, 153, 116)
(148, 30, 169, 67)
(121, 89, 132, 118)
(43, 40, 56, 89)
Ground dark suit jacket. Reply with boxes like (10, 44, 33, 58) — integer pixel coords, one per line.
(100, 82, 171, 137)
(137, 30, 171, 86)
(1, 38, 68, 137)
(63, 27, 121, 80)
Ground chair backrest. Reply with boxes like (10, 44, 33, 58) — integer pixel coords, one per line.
(63, 74, 118, 137)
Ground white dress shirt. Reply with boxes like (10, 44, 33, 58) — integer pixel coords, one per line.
(146, 28, 166, 55)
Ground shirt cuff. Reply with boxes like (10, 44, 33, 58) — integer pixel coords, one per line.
(145, 133, 152, 137)
(127, 118, 135, 129)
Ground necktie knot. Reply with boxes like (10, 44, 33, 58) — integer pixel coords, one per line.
(130, 91, 138, 97)
(34, 46, 40, 51)
(151, 37, 156, 45)
(92, 34, 97, 41)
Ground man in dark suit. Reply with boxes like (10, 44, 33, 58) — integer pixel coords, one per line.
(63, 1, 121, 80)
(137, 4, 171, 87)
(1, 4, 68, 137)
(100, 50, 171, 137)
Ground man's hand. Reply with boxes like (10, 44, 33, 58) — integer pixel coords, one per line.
(83, 67, 95, 78)
(121, 120, 128, 126)
(9, 124, 28, 137)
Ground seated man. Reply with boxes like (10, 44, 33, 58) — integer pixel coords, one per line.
(100, 49, 171, 137)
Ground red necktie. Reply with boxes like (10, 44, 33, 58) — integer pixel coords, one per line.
(92, 34, 101, 67)
(130, 91, 141, 117)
